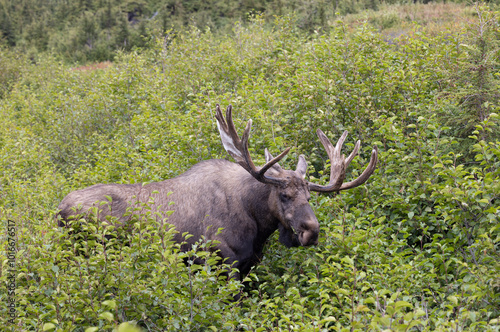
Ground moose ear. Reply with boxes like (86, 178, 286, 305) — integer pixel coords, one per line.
(265, 148, 283, 171)
(295, 155, 307, 179)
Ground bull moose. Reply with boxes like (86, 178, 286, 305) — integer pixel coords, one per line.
(58, 104, 378, 280)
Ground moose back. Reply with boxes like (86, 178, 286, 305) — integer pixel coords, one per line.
(57, 104, 378, 279)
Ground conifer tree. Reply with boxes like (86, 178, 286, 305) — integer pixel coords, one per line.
(441, 4, 499, 143)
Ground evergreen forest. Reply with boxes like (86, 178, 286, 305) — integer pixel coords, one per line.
(0, 0, 499, 331)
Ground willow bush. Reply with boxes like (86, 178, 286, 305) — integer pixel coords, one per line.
(0, 10, 499, 331)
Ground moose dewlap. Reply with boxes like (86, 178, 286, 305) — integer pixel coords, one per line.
(57, 104, 378, 279)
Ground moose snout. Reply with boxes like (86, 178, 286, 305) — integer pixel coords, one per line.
(298, 219, 319, 246)
(299, 230, 319, 246)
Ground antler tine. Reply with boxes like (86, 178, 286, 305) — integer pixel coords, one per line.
(215, 104, 243, 161)
(225, 105, 242, 143)
(308, 130, 377, 193)
(215, 104, 291, 185)
(345, 140, 361, 168)
(339, 146, 378, 190)
(308, 130, 348, 192)
(260, 147, 291, 175)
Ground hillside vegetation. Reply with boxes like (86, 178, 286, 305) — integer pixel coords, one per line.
(0, 0, 487, 62)
(0, 2, 499, 331)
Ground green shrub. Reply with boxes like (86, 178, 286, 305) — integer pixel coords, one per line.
(0, 47, 25, 98)
(439, 4, 500, 154)
(4, 208, 242, 331)
(0, 10, 499, 331)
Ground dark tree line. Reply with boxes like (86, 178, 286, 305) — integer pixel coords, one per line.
(1, 0, 491, 62)
(0, 0, 407, 62)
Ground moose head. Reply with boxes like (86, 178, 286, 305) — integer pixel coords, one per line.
(214, 104, 378, 251)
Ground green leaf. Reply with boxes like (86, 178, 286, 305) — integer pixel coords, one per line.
(337, 288, 350, 296)
(395, 301, 412, 309)
(408, 320, 421, 329)
(43, 323, 56, 331)
(356, 304, 370, 312)
(319, 316, 337, 324)
(99, 311, 114, 322)
(102, 300, 117, 309)
(415, 309, 426, 318)
(341, 256, 354, 265)
(116, 323, 141, 332)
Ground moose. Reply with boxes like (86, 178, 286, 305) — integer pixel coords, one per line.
(57, 104, 378, 280)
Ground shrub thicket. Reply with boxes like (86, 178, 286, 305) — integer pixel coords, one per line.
(439, 3, 500, 155)
(0, 6, 499, 332)
(0, 0, 481, 62)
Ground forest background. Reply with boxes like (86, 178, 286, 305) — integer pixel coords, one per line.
(0, 0, 499, 331)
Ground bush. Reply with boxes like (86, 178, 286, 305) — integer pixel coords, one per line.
(1, 9, 499, 331)
(4, 208, 241, 331)
(0, 47, 25, 98)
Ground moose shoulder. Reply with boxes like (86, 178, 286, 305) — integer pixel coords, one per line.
(57, 104, 378, 279)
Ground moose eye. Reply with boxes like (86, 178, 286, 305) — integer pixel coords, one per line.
(280, 193, 291, 202)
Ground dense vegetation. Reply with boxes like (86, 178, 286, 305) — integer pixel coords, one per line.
(1, 0, 494, 63)
(0, 1, 499, 331)
(0, 0, 376, 62)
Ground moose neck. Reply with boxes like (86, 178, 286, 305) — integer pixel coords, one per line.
(239, 174, 282, 249)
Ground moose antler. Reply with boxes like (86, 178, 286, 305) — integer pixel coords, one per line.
(215, 104, 290, 185)
(308, 129, 378, 192)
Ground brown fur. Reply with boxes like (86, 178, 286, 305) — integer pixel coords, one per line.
(57, 158, 319, 279)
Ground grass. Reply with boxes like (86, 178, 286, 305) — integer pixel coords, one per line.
(71, 61, 113, 71)
(341, 2, 477, 37)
